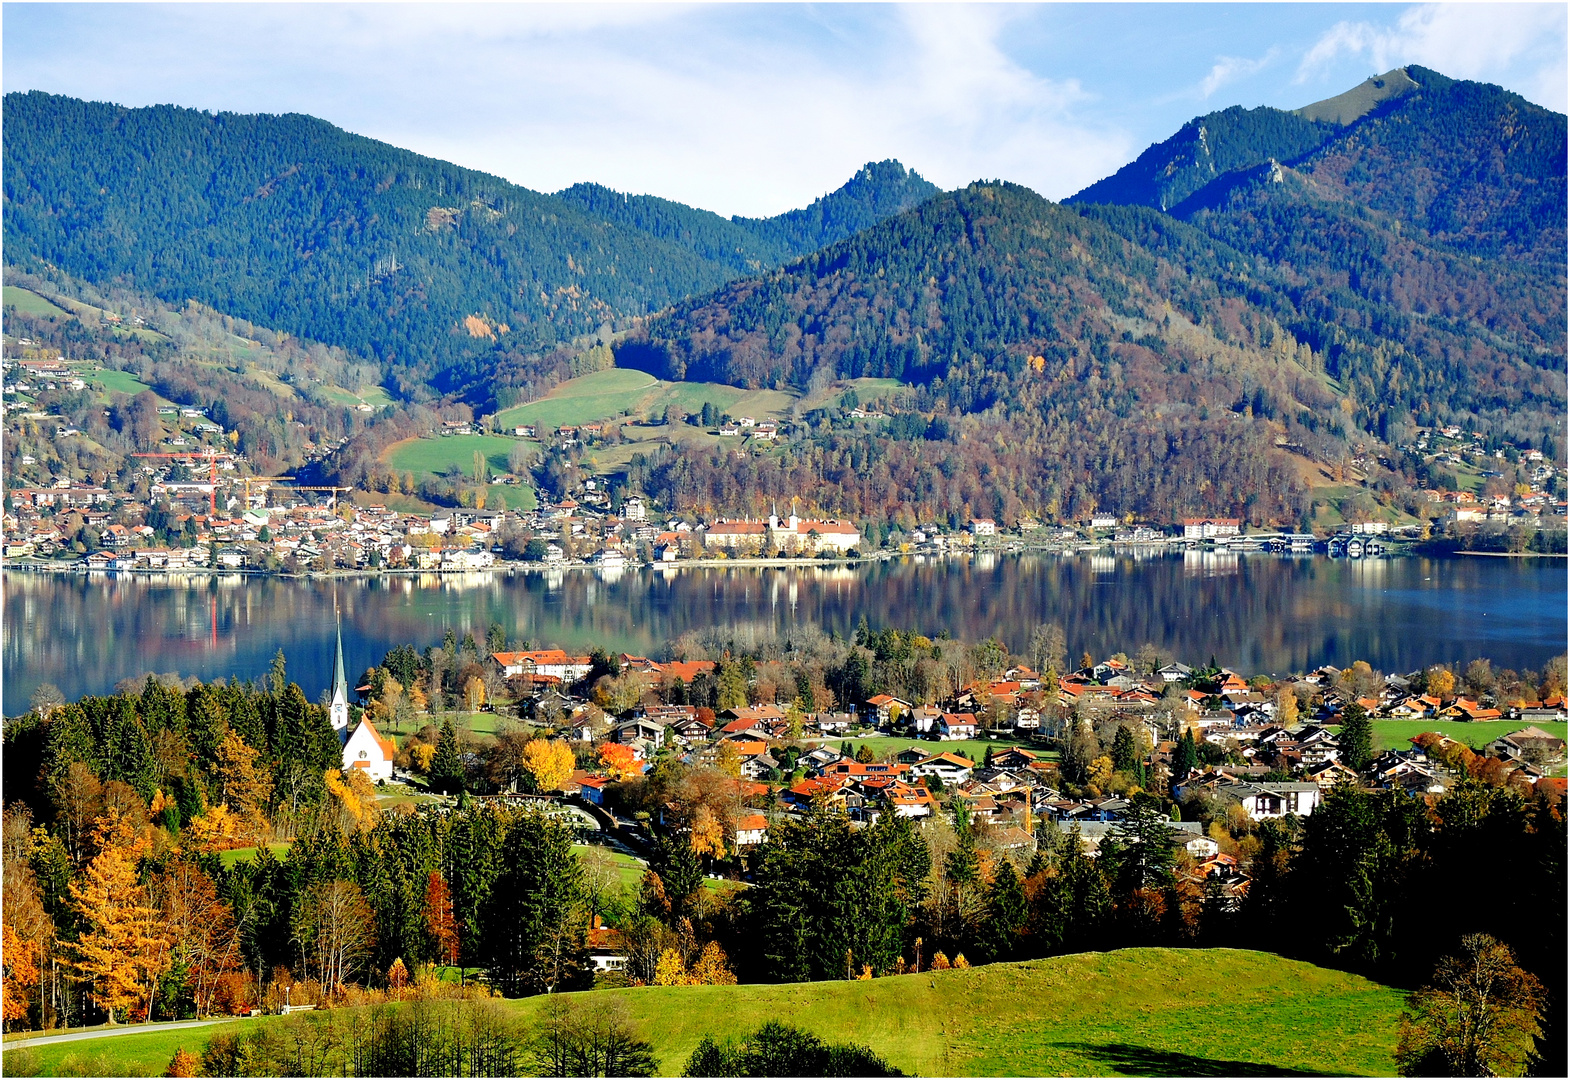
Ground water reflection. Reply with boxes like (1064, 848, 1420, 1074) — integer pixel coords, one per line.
(4, 552, 1565, 712)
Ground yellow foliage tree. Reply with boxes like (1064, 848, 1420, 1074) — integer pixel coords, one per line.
(165, 1048, 200, 1078)
(685, 941, 737, 986)
(1087, 755, 1115, 793)
(2, 922, 39, 1022)
(1428, 668, 1457, 699)
(215, 732, 271, 843)
(410, 743, 437, 773)
(68, 831, 168, 1022)
(930, 951, 951, 971)
(183, 805, 242, 854)
(464, 676, 486, 712)
(521, 739, 575, 793)
(714, 742, 742, 780)
(689, 805, 726, 859)
(598, 742, 639, 781)
(952, 953, 970, 969)
(652, 948, 687, 987)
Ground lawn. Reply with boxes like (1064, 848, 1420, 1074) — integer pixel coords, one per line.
(217, 842, 292, 868)
(87, 369, 153, 397)
(3, 1020, 266, 1078)
(492, 368, 660, 431)
(6, 949, 1404, 1077)
(1354, 718, 1569, 753)
(572, 842, 648, 891)
(817, 734, 1053, 764)
(382, 434, 525, 480)
(2, 286, 72, 318)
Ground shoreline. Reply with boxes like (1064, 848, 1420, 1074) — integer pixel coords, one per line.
(0, 542, 1516, 580)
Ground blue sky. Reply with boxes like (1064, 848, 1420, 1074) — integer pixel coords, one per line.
(4, 3, 1564, 216)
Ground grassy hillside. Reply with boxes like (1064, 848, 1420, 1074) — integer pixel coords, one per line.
(4, 949, 1405, 1077)
(381, 434, 525, 478)
(1363, 719, 1568, 753)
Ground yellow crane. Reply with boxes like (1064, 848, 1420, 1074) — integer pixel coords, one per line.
(241, 476, 295, 509)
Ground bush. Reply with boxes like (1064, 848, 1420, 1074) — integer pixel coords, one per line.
(684, 1021, 902, 1077)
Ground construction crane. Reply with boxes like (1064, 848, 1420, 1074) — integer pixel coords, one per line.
(241, 476, 295, 509)
(132, 448, 221, 516)
(288, 485, 354, 510)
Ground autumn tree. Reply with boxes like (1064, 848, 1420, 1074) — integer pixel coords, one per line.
(1396, 934, 1545, 1077)
(598, 742, 639, 781)
(149, 860, 242, 1018)
(68, 812, 168, 1023)
(2, 923, 39, 1026)
(424, 871, 460, 967)
(215, 731, 271, 842)
(521, 739, 575, 794)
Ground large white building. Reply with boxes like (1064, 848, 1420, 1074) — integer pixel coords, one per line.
(703, 510, 861, 554)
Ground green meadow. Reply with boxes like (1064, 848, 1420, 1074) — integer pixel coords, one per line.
(3, 949, 1405, 1077)
(1351, 719, 1567, 752)
(2, 286, 72, 318)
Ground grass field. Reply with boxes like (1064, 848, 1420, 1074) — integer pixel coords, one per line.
(818, 734, 1054, 764)
(5, 949, 1405, 1077)
(2, 286, 72, 318)
(382, 434, 525, 480)
(87, 369, 154, 397)
(493, 368, 660, 431)
(1357, 719, 1568, 753)
(217, 843, 291, 868)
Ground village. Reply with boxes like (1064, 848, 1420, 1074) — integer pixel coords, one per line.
(334, 628, 1569, 932)
(5, 354, 1567, 571)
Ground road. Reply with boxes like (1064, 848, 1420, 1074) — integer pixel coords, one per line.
(4, 1017, 231, 1049)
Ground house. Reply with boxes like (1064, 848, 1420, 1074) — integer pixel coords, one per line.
(911, 752, 974, 786)
(1303, 761, 1360, 790)
(1181, 518, 1242, 539)
(734, 813, 770, 847)
(863, 694, 911, 726)
(937, 712, 978, 740)
(492, 649, 593, 683)
(586, 918, 627, 973)
(883, 782, 937, 819)
(1215, 781, 1321, 820)
(969, 519, 996, 536)
(577, 774, 611, 805)
(1487, 726, 1567, 762)
(342, 717, 395, 783)
(615, 719, 666, 749)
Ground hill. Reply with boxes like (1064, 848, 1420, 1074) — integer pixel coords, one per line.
(553, 161, 941, 277)
(2, 91, 936, 403)
(5, 949, 1407, 1077)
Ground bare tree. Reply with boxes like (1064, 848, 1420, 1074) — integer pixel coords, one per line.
(292, 879, 376, 991)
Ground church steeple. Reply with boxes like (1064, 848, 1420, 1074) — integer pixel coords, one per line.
(330, 612, 349, 733)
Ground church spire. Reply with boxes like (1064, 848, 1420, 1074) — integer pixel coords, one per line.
(330, 608, 349, 733)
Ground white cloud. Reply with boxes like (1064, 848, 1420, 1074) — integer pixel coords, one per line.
(1297, 3, 1567, 108)
(1200, 48, 1280, 99)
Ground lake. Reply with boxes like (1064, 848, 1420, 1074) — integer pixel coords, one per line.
(4, 552, 1566, 713)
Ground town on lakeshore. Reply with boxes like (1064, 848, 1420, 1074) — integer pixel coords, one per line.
(4, 353, 1566, 573)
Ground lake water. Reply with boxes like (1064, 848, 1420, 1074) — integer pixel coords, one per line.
(4, 552, 1566, 714)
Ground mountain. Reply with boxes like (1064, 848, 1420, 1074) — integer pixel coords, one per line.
(554, 161, 941, 277)
(617, 70, 1564, 527)
(1, 91, 937, 401)
(1072, 66, 1566, 268)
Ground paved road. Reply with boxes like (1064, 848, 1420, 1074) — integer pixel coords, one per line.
(4, 1017, 231, 1049)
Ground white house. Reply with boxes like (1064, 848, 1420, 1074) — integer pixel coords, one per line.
(734, 813, 771, 847)
(343, 717, 395, 782)
(911, 752, 973, 786)
(937, 712, 979, 740)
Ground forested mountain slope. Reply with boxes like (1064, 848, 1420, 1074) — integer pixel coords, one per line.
(555, 161, 941, 277)
(1, 93, 935, 401)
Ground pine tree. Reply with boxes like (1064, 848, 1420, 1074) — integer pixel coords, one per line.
(978, 861, 1029, 962)
(1339, 703, 1374, 773)
(429, 719, 465, 795)
(1174, 729, 1200, 781)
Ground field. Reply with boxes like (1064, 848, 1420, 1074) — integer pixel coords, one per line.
(490, 369, 909, 443)
(382, 434, 527, 480)
(87, 369, 154, 397)
(1360, 718, 1568, 753)
(820, 734, 1054, 764)
(2, 285, 72, 318)
(216, 843, 291, 868)
(3, 949, 1405, 1077)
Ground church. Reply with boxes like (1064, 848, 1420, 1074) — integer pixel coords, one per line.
(330, 622, 395, 783)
